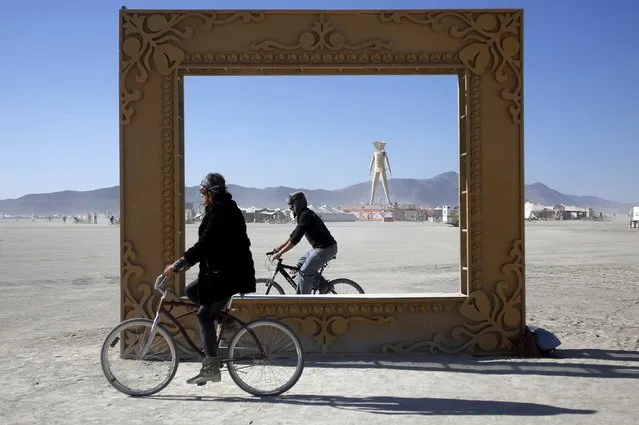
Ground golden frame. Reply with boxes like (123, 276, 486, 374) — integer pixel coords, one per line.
(119, 9, 524, 356)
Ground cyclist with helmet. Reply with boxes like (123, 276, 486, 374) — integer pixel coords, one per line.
(163, 172, 256, 385)
(272, 191, 338, 294)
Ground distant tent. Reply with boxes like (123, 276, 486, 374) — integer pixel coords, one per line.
(524, 201, 554, 220)
(308, 205, 357, 222)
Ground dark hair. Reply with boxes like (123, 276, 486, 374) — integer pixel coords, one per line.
(201, 172, 227, 195)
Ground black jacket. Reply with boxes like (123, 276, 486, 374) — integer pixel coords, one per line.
(183, 192, 256, 301)
(290, 207, 337, 249)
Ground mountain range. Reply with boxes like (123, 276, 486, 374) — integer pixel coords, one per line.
(0, 172, 633, 215)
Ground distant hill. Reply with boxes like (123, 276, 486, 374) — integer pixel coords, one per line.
(184, 171, 462, 210)
(0, 187, 121, 216)
(523, 182, 624, 210)
(0, 172, 633, 215)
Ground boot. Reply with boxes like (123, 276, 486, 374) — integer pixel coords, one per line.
(186, 356, 221, 385)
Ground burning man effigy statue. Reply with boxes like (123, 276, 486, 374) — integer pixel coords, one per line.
(368, 141, 392, 205)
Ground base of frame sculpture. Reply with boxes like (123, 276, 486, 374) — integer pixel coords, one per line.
(161, 290, 523, 360)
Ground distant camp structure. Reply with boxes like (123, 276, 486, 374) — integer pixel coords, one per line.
(0, 200, 614, 224)
(524, 201, 609, 221)
(185, 203, 357, 224)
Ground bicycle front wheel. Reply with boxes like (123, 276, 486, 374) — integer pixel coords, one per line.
(255, 277, 286, 295)
(100, 318, 178, 397)
(327, 278, 365, 294)
(227, 318, 305, 396)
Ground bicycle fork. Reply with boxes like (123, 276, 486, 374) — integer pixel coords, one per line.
(138, 299, 164, 360)
(265, 269, 280, 294)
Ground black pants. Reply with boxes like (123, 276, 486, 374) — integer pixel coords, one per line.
(185, 278, 231, 358)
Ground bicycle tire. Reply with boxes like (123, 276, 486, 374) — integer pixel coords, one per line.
(327, 278, 365, 294)
(255, 277, 286, 295)
(226, 318, 305, 396)
(100, 318, 178, 397)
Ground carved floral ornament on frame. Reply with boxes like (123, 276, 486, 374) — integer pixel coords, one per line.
(119, 10, 522, 126)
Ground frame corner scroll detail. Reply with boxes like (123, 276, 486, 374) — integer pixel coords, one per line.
(379, 10, 522, 124)
(120, 11, 265, 126)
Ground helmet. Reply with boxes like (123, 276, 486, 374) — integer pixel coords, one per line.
(286, 191, 307, 217)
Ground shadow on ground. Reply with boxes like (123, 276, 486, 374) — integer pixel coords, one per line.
(147, 394, 596, 416)
(295, 348, 639, 379)
(146, 348, 632, 416)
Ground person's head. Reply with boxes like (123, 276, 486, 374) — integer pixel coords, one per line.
(373, 140, 386, 151)
(200, 172, 227, 205)
(286, 191, 308, 218)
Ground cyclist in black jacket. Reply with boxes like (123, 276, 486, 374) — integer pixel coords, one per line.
(272, 191, 338, 294)
(163, 172, 256, 385)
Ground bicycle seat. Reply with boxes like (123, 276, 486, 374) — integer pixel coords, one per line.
(321, 256, 336, 267)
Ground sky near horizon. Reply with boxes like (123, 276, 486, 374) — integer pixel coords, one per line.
(0, 0, 637, 202)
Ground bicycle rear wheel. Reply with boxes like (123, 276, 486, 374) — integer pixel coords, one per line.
(255, 277, 286, 295)
(226, 318, 304, 396)
(327, 278, 365, 294)
(100, 318, 178, 397)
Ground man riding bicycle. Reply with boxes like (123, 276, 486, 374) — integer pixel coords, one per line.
(163, 172, 256, 385)
(272, 191, 338, 294)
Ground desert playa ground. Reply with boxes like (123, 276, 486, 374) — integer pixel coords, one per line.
(0, 219, 637, 424)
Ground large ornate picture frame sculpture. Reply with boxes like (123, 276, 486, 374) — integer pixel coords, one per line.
(119, 9, 524, 357)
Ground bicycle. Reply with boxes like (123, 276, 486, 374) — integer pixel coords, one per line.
(254, 250, 365, 295)
(100, 272, 305, 397)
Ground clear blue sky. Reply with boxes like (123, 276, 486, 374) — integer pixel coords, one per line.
(1, 0, 637, 202)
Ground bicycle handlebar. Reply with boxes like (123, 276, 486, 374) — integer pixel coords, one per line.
(265, 251, 282, 262)
(154, 274, 169, 293)
(154, 264, 188, 294)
